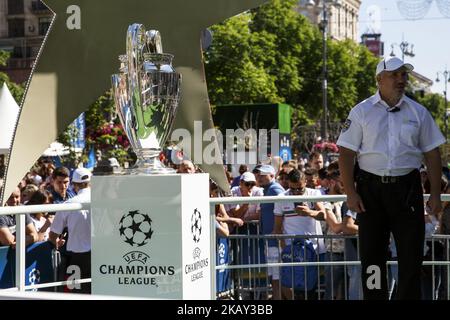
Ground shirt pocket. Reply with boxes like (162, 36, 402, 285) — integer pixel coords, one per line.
(400, 123, 419, 147)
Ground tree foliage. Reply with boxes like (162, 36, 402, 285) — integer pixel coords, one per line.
(204, 0, 379, 126)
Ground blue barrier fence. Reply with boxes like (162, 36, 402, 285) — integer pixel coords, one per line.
(0, 242, 54, 290)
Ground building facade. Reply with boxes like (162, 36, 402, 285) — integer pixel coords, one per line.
(0, 0, 51, 83)
(296, 0, 362, 42)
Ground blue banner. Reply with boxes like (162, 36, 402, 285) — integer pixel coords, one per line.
(71, 112, 85, 151)
(216, 237, 230, 293)
(0, 242, 55, 290)
(85, 147, 96, 170)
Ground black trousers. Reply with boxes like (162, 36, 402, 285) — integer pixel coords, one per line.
(356, 169, 425, 300)
(66, 251, 91, 294)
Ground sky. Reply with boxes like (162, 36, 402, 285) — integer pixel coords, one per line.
(358, 0, 450, 95)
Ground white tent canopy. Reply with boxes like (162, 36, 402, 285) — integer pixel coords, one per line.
(0, 83, 20, 155)
(42, 142, 70, 157)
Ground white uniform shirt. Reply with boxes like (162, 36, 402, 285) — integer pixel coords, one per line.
(274, 188, 326, 254)
(337, 91, 445, 176)
(51, 187, 91, 253)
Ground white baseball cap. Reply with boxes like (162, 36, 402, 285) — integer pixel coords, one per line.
(72, 167, 92, 183)
(258, 165, 276, 176)
(240, 172, 256, 182)
(375, 56, 413, 76)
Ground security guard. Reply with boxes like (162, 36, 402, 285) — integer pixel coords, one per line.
(337, 56, 445, 300)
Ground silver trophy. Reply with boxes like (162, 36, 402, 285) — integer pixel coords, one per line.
(112, 24, 181, 174)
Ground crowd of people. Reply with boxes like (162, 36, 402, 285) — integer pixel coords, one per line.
(206, 151, 450, 300)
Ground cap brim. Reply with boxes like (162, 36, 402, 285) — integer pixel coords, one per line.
(386, 63, 414, 73)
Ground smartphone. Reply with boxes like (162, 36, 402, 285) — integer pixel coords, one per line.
(294, 202, 307, 207)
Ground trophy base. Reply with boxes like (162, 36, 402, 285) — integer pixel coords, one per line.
(125, 157, 176, 175)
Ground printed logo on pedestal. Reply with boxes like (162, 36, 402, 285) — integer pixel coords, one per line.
(98, 210, 175, 287)
(185, 209, 208, 282)
(191, 208, 202, 243)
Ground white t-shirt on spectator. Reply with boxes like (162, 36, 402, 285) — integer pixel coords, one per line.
(274, 188, 326, 254)
(51, 187, 91, 253)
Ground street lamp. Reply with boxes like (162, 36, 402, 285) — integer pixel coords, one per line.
(390, 40, 415, 62)
(436, 69, 450, 142)
(306, 0, 341, 142)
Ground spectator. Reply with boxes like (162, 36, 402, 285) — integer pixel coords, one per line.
(177, 160, 196, 174)
(47, 166, 75, 204)
(49, 168, 92, 294)
(439, 183, 450, 299)
(277, 170, 290, 190)
(230, 165, 248, 188)
(342, 210, 362, 300)
(322, 170, 346, 300)
(271, 156, 283, 176)
(0, 187, 38, 247)
(257, 164, 285, 300)
(27, 190, 54, 242)
(228, 172, 263, 222)
(21, 184, 39, 204)
(309, 152, 324, 170)
(273, 168, 326, 299)
(304, 168, 320, 189)
(210, 181, 243, 235)
(421, 175, 447, 299)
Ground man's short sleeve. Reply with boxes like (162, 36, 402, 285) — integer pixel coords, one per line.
(0, 216, 9, 228)
(50, 212, 66, 235)
(337, 108, 363, 152)
(344, 210, 357, 220)
(274, 199, 283, 216)
(419, 109, 446, 153)
(25, 214, 33, 226)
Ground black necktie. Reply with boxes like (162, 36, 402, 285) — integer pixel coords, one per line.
(387, 106, 400, 113)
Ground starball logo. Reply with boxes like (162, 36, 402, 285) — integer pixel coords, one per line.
(191, 208, 202, 243)
(119, 210, 153, 247)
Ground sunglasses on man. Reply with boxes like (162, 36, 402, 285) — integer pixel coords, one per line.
(244, 182, 255, 188)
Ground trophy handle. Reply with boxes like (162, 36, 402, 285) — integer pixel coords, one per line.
(146, 30, 163, 54)
(126, 24, 147, 138)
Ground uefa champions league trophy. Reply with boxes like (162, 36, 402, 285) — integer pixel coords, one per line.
(112, 24, 181, 174)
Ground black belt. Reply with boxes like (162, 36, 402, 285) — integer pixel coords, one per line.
(357, 169, 419, 184)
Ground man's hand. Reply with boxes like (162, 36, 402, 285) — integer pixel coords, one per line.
(295, 205, 314, 217)
(428, 194, 442, 215)
(347, 191, 366, 213)
(55, 238, 66, 250)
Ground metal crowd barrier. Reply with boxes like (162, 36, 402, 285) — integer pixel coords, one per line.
(0, 194, 449, 300)
(215, 231, 450, 300)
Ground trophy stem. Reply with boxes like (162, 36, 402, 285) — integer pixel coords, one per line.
(131, 148, 175, 174)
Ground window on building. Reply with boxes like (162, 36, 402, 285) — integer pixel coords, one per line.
(8, 18, 25, 37)
(8, 0, 24, 15)
(12, 46, 31, 59)
(39, 17, 52, 36)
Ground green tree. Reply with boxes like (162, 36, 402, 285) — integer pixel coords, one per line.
(205, 0, 379, 127)
(205, 13, 280, 106)
(57, 91, 132, 167)
(0, 51, 25, 103)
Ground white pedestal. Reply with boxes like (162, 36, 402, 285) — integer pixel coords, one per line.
(91, 173, 211, 299)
